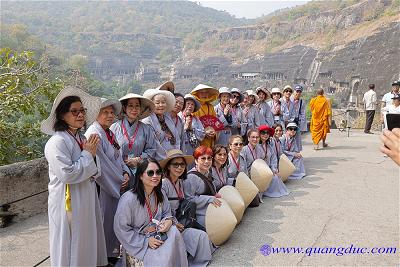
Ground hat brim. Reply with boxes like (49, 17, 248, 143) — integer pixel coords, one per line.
(119, 93, 156, 120)
(101, 99, 122, 115)
(279, 154, 295, 182)
(218, 185, 245, 223)
(143, 89, 176, 113)
(250, 159, 273, 192)
(235, 172, 259, 208)
(40, 86, 101, 135)
(159, 154, 194, 169)
(191, 84, 219, 102)
(157, 81, 175, 92)
(205, 198, 237, 246)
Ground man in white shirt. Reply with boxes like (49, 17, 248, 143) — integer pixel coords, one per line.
(362, 84, 377, 134)
(381, 81, 400, 108)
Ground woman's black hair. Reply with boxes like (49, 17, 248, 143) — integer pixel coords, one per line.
(53, 96, 82, 132)
(163, 157, 188, 181)
(121, 98, 141, 115)
(212, 145, 228, 168)
(132, 158, 164, 206)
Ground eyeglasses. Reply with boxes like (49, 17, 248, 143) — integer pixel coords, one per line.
(287, 127, 297, 131)
(69, 108, 87, 116)
(284, 90, 292, 93)
(232, 142, 243, 147)
(171, 162, 186, 168)
(232, 95, 241, 99)
(198, 156, 213, 161)
(260, 131, 268, 135)
(146, 169, 163, 177)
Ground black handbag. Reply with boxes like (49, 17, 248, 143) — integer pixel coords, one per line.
(168, 197, 206, 231)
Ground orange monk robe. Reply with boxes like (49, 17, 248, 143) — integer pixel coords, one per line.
(193, 95, 217, 148)
(309, 95, 332, 145)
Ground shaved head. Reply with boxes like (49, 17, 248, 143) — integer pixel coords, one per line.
(316, 88, 324, 95)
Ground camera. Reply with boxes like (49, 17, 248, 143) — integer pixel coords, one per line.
(384, 113, 400, 130)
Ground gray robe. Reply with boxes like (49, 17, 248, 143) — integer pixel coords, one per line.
(280, 97, 295, 126)
(268, 100, 284, 127)
(169, 112, 185, 151)
(240, 144, 264, 173)
(44, 131, 107, 267)
(214, 103, 231, 146)
(260, 140, 290, 198)
(210, 166, 233, 191)
(110, 118, 157, 163)
(227, 153, 249, 182)
(280, 135, 306, 180)
(183, 168, 216, 228)
(240, 105, 261, 136)
(114, 191, 188, 267)
(179, 114, 206, 157)
(257, 100, 274, 126)
(162, 179, 213, 267)
(291, 97, 307, 151)
(85, 121, 130, 257)
(230, 106, 242, 135)
(142, 113, 181, 160)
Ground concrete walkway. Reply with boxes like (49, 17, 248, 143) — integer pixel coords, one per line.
(1, 130, 398, 266)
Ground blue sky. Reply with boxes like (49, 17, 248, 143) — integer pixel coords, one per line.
(195, 1, 310, 19)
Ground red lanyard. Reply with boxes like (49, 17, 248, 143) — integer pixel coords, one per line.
(175, 116, 179, 127)
(274, 139, 280, 155)
(248, 145, 257, 161)
(67, 130, 83, 151)
(231, 107, 237, 116)
(273, 101, 280, 114)
(213, 167, 226, 186)
(230, 153, 240, 171)
(121, 121, 140, 150)
(168, 178, 184, 199)
(286, 135, 294, 151)
(145, 194, 158, 222)
(104, 128, 115, 146)
(285, 99, 291, 110)
(261, 142, 268, 160)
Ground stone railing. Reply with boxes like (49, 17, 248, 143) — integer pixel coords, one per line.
(0, 158, 48, 226)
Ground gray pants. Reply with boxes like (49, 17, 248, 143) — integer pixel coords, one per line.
(364, 110, 375, 132)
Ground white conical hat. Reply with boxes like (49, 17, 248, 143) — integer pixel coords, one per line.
(235, 172, 259, 208)
(218, 185, 245, 223)
(205, 198, 237, 246)
(143, 89, 176, 112)
(250, 159, 273, 192)
(279, 154, 295, 182)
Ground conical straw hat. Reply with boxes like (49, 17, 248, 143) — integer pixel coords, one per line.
(250, 159, 273, 192)
(279, 154, 295, 182)
(218, 185, 245, 223)
(205, 198, 237, 246)
(235, 172, 259, 208)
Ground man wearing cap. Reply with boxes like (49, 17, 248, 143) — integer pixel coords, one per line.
(309, 88, 332, 150)
(291, 84, 307, 149)
(381, 81, 400, 108)
(362, 84, 377, 134)
(382, 94, 400, 115)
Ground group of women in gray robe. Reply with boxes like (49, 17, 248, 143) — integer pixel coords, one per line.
(42, 83, 308, 267)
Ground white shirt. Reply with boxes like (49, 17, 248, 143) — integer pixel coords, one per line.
(362, 89, 377, 110)
(381, 92, 395, 107)
(382, 104, 400, 114)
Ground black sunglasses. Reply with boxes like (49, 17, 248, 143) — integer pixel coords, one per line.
(232, 142, 243, 146)
(146, 169, 163, 177)
(232, 95, 241, 99)
(287, 127, 297, 131)
(260, 130, 268, 135)
(171, 162, 186, 168)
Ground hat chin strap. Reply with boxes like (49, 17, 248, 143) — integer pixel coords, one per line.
(69, 126, 79, 130)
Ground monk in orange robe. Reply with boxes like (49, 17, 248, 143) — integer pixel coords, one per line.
(309, 88, 332, 150)
(191, 84, 219, 148)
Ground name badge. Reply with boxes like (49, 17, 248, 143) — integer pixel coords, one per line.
(274, 116, 280, 121)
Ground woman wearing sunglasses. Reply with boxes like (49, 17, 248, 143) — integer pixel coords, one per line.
(215, 87, 233, 146)
(280, 123, 306, 180)
(229, 88, 244, 136)
(268, 88, 285, 128)
(281, 85, 295, 128)
(114, 158, 188, 266)
(85, 98, 131, 265)
(258, 125, 289, 198)
(41, 87, 107, 266)
(161, 150, 213, 267)
(227, 135, 249, 184)
(183, 146, 222, 228)
(211, 145, 233, 191)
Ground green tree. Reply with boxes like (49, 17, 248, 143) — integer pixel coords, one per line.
(0, 48, 63, 165)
